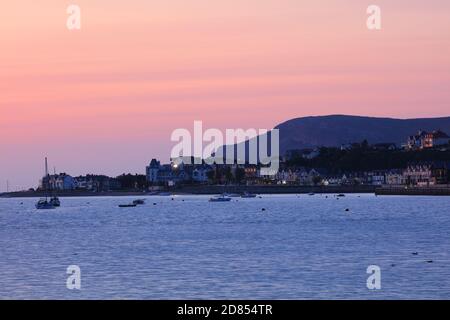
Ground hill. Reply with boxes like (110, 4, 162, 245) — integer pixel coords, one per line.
(275, 115, 450, 153)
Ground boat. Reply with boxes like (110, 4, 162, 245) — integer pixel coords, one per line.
(241, 192, 257, 198)
(50, 196, 61, 207)
(158, 192, 172, 196)
(36, 158, 58, 210)
(132, 199, 145, 205)
(35, 198, 55, 210)
(118, 204, 137, 208)
(337, 194, 346, 197)
(209, 194, 232, 202)
(308, 192, 315, 196)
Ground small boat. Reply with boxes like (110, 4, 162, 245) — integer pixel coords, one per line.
(118, 204, 137, 208)
(308, 192, 315, 196)
(241, 192, 257, 198)
(36, 198, 56, 210)
(132, 199, 145, 205)
(209, 194, 232, 202)
(337, 194, 346, 197)
(158, 192, 172, 196)
(50, 196, 61, 207)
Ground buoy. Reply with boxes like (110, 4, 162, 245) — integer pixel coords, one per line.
(261, 208, 266, 211)
(153, 203, 157, 205)
(345, 208, 350, 212)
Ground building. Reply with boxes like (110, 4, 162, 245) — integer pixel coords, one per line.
(406, 130, 450, 150)
(426, 130, 450, 148)
(40, 173, 75, 190)
(74, 175, 122, 191)
(146, 158, 195, 186)
(146, 159, 161, 184)
(192, 166, 212, 183)
(322, 175, 344, 186)
(403, 162, 434, 186)
(385, 169, 405, 185)
(430, 161, 450, 185)
(367, 170, 387, 186)
(54, 174, 76, 190)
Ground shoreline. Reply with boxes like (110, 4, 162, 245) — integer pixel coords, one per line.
(1, 185, 450, 197)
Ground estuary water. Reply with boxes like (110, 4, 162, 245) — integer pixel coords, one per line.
(0, 194, 449, 299)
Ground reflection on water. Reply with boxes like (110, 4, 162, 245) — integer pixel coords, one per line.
(0, 194, 449, 299)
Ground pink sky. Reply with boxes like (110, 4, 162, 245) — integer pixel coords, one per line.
(1, 0, 450, 190)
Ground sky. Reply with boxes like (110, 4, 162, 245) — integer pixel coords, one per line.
(1, 0, 450, 191)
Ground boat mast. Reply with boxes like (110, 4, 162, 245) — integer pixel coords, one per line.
(45, 157, 49, 200)
(45, 157, 49, 176)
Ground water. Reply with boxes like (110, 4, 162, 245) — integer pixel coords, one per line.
(0, 194, 449, 299)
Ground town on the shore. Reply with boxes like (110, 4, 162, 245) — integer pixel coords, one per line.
(24, 129, 450, 195)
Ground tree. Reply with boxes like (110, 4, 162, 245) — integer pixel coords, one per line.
(312, 176, 322, 186)
(224, 166, 233, 184)
(234, 168, 246, 184)
(116, 174, 148, 190)
(206, 170, 215, 183)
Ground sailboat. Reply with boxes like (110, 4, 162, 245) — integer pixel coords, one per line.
(35, 157, 58, 210)
(50, 196, 61, 207)
(36, 198, 56, 209)
(49, 164, 61, 206)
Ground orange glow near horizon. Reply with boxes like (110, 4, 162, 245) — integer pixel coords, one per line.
(1, 0, 450, 190)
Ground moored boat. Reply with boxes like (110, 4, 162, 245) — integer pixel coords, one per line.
(36, 158, 58, 210)
(50, 196, 61, 207)
(209, 194, 232, 202)
(36, 198, 55, 210)
(118, 203, 137, 208)
(132, 199, 145, 205)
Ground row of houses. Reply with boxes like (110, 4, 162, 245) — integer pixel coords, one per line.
(145, 158, 450, 187)
(146, 159, 212, 186)
(276, 162, 450, 186)
(39, 174, 122, 191)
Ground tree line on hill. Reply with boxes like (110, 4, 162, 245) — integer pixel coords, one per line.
(285, 142, 450, 174)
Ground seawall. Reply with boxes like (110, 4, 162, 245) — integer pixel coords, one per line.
(375, 185, 450, 196)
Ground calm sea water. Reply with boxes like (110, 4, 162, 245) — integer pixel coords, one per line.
(0, 194, 449, 299)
